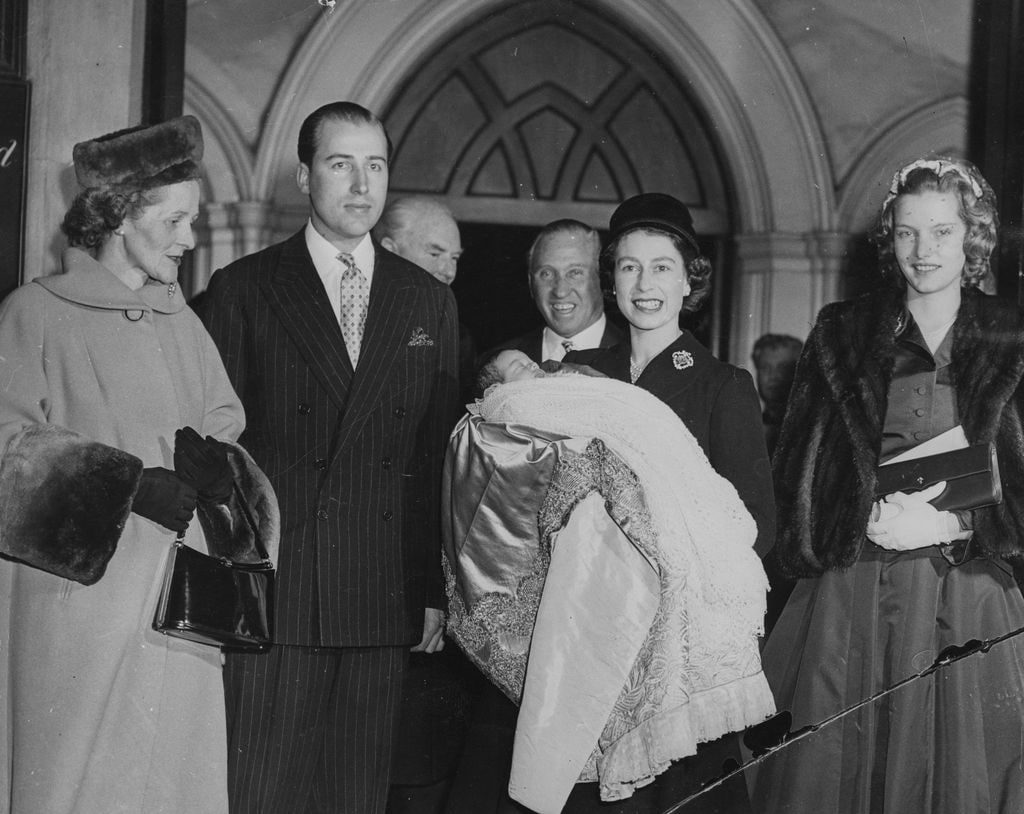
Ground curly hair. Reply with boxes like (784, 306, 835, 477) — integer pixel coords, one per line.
(60, 186, 172, 250)
(873, 157, 998, 289)
(601, 226, 712, 314)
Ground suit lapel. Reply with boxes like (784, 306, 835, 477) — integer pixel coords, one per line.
(263, 233, 353, 409)
(600, 340, 631, 381)
(599, 322, 623, 349)
(331, 253, 418, 455)
(528, 330, 544, 364)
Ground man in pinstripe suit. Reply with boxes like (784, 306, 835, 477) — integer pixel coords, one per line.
(201, 102, 460, 814)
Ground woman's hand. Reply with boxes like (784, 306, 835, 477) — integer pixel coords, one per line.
(866, 482, 954, 551)
(174, 427, 234, 503)
(132, 467, 198, 533)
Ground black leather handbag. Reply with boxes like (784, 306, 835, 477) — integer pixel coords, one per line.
(874, 442, 1002, 512)
(153, 494, 274, 650)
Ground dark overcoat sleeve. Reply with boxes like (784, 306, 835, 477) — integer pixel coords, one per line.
(707, 368, 776, 557)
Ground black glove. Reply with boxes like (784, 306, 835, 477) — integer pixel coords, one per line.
(132, 467, 198, 533)
(174, 426, 234, 503)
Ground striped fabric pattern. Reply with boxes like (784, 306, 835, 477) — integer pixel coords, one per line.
(201, 230, 461, 647)
(223, 644, 406, 813)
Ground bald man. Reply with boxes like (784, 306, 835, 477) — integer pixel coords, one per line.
(375, 196, 477, 407)
(374, 196, 463, 285)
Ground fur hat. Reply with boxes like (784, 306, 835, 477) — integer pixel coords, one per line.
(72, 115, 204, 190)
(608, 192, 700, 254)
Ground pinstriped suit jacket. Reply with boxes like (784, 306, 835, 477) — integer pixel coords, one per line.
(201, 230, 460, 648)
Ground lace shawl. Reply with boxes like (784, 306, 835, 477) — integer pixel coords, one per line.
(476, 376, 773, 799)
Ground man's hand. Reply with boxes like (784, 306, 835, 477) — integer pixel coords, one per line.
(411, 607, 446, 653)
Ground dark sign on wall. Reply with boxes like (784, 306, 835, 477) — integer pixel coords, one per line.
(0, 77, 29, 301)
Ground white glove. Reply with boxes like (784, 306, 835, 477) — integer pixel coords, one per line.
(866, 481, 953, 551)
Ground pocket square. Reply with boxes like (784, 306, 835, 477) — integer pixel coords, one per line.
(408, 327, 434, 347)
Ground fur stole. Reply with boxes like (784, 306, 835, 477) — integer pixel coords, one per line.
(197, 441, 280, 564)
(772, 286, 1024, 577)
(0, 425, 141, 584)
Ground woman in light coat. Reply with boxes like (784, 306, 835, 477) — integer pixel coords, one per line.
(0, 116, 277, 814)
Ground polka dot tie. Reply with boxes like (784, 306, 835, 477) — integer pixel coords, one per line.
(561, 339, 575, 356)
(338, 252, 369, 368)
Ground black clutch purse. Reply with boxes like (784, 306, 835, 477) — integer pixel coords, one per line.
(874, 442, 1002, 512)
(153, 493, 274, 650)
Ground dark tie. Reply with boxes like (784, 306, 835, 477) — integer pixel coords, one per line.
(561, 339, 575, 356)
(338, 252, 369, 368)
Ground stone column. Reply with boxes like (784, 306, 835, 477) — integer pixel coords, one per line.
(235, 200, 273, 258)
(731, 232, 809, 372)
(24, 0, 146, 281)
(730, 230, 849, 373)
(806, 231, 848, 316)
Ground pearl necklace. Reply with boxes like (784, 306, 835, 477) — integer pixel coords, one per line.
(629, 357, 649, 383)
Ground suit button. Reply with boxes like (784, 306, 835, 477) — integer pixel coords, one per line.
(913, 431, 928, 441)
(381, 457, 392, 469)
(394, 407, 406, 418)
(316, 509, 328, 521)
(315, 458, 327, 470)
(298, 403, 311, 415)
(382, 510, 393, 521)
(916, 386, 927, 395)
(914, 408, 926, 417)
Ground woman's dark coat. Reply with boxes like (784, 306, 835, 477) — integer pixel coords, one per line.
(571, 331, 776, 557)
(771, 285, 1024, 578)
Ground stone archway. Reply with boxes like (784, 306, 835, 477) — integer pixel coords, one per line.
(376, 0, 737, 352)
(190, 0, 837, 360)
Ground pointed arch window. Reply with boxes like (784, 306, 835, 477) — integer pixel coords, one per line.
(383, 0, 731, 233)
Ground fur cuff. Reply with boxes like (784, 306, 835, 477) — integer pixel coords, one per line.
(0, 425, 142, 584)
(197, 442, 280, 564)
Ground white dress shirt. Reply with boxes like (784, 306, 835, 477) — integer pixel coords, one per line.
(542, 314, 608, 362)
(304, 221, 376, 325)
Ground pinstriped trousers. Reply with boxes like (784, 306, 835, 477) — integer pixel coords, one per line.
(224, 644, 407, 814)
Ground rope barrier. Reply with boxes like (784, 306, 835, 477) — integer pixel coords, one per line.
(657, 622, 1024, 814)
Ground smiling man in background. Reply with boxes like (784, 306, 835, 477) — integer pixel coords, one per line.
(495, 219, 621, 363)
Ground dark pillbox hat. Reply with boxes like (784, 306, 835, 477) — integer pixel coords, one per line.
(608, 192, 699, 253)
(72, 114, 204, 190)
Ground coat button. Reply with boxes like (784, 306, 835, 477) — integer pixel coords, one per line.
(394, 407, 406, 418)
(316, 509, 328, 521)
(315, 458, 327, 470)
(382, 510, 393, 521)
(915, 386, 927, 395)
(914, 408, 926, 417)
(381, 457, 392, 469)
(298, 403, 311, 415)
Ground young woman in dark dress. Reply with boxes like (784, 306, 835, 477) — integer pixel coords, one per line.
(754, 157, 1024, 813)
(561, 192, 776, 813)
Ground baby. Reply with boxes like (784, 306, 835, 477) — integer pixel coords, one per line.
(475, 349, 605, 397)
(450, 352, 772, 803)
